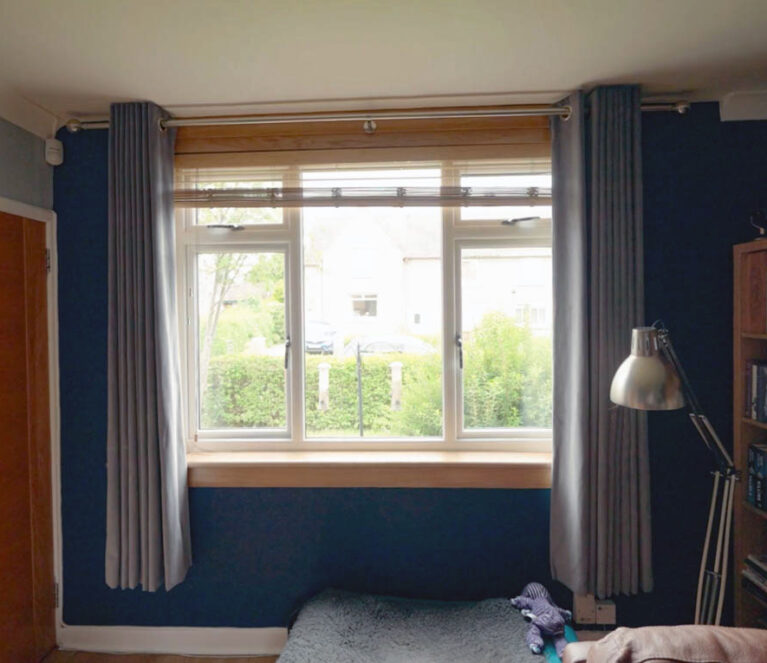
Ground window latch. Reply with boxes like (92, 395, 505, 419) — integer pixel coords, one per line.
(284, 335, 292, 370)
(455, 333, 463, 370)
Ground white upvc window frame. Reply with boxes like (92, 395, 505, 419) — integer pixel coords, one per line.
(177, 161, 552, 453)
(188, 241, 293, 442)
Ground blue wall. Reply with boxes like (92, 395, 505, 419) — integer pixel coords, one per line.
(54, 103, 767, 628)
(54, 129, 554, 626)
(617, 103, 767, 625)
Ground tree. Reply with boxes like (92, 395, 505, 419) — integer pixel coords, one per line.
(196, 202, 254, 398)
(199, 252, 248, 399)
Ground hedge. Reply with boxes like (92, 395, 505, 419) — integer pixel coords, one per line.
(202, 313, 551, 436)
(203, 353, 443, 436)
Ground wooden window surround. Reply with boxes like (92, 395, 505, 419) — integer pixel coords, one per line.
(174, 105, 551, 169)
(178, 106, 553, 489)
(187, 451, 553, 489)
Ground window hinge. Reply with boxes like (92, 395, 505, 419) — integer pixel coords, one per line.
(45, 249, 51, 273)
(54, 581, 59, 608)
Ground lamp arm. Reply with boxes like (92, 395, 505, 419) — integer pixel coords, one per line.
(655, 325, 735, 473)
(655, 326, 703, 415)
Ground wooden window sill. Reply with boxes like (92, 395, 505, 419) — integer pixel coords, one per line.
(187, 451, 552, 489)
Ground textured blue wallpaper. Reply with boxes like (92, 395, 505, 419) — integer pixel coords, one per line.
(618, 103, 766, 625)
(54, 103, 767, 628)
(53, 128, 555, 626)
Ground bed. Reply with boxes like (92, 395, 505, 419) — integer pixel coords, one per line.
(277, 588, 577, 663)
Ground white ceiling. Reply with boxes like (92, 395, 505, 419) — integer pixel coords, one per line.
(1, 0, 766, 136)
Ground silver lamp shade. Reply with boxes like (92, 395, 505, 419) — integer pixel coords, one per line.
(610, 327, 685, 410)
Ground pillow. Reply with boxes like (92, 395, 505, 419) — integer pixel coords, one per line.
(585, 625, 767, 663)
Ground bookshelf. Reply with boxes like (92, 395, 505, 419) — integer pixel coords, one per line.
(733, 241, 767, 627)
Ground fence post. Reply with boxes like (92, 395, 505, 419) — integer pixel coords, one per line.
(318, 362, 330, 411)
(390, 361, 403, 411)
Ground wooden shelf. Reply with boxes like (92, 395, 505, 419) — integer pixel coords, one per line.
(733, 241, 767, 627)
(742, 581, 767, 609)
(187, 451, 553, 488)
(744, 501, 767, 521)
(740, 417, 767, 430)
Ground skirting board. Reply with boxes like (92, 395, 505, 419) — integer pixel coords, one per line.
(57, 625, 288, 656)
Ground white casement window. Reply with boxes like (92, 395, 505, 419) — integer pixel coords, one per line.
(175, 159, 552, 451)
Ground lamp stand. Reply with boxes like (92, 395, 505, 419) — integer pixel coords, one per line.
(695, 468, 736, 625)
(655, 326, 737, 626)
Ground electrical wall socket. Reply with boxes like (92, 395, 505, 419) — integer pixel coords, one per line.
(595, 599, 616, 625)
(574, 594, 596, 624)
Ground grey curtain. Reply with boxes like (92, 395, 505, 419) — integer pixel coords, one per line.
(550, 86, 652, 598)
(106, 102, 192, 591)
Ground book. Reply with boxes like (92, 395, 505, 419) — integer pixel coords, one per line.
(747, 443, 767, 510)
(745, 360, 767, 420)
(757, 445, 767, 510)
(759, 365, 767, 421)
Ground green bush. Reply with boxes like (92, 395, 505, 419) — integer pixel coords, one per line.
(200, 313, 551, 435)
(203, 355, 287, 428)
(462, 312, 552, 428)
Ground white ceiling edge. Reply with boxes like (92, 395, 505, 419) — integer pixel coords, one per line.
(0, 87, 59, 139)
(61, 90, 574, 127)
(720, 90, 767, 121)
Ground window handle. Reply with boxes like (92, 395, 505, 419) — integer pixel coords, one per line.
(284, 335, 292, 369)
(456, 333, 463, 370)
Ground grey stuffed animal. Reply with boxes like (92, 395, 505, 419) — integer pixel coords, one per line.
(511, 582, 572, 657)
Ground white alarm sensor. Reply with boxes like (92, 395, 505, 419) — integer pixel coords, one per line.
(45, 138, 64, 166)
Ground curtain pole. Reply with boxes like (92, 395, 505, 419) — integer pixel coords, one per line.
(64, 101, 690, 133)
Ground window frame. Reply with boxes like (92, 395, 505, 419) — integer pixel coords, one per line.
(453, 239, 553, 440)
(176, 162, 552, 453)
(189, 242, 293, 442)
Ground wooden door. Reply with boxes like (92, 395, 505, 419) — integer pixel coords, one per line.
(0, 211, 55, 662)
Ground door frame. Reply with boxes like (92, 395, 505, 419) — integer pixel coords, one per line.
(0, 195, 62, 649)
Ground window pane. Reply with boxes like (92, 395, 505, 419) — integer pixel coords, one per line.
(197, 252, 287, 430)
(460, 247, 552, 430)
(303, 169, 443, 438)
(459, 173, 551, 222)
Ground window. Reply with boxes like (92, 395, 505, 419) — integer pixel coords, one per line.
(351, 294, 378, 317)
(176, 160, 552, 450)
(458, 247, 552, 433)
(196, 250, 288, 432)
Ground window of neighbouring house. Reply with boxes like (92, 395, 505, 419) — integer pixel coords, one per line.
(175, 158, 552, 449)
(351, 294, 378, 317)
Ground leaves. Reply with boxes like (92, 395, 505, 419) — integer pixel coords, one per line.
(200, 313, 551, 435)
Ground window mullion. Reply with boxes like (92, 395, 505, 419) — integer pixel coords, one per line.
(285, 167, 304, 443)
(442, 164, 459, 446)
(184, 243, 199, 448)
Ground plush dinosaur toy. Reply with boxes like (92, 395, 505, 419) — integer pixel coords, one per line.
(511, 582, 572, 657)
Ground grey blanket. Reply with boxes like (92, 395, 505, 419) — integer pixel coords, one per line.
(277, 589, 546, 663)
